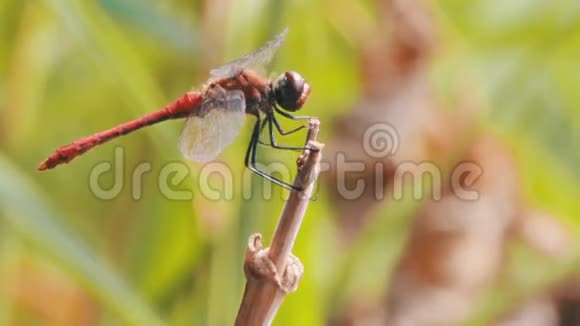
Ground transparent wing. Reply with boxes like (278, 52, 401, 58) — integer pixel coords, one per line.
(210, 28, 288, 79)
(179, 87, 246, 162)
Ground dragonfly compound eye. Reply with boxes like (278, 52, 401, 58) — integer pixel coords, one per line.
(273, 71, 311, 111)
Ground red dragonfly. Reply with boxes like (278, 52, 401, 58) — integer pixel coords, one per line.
(38, 29, 312, 190)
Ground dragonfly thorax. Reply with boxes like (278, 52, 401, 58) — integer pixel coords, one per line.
(272, 71, 311, 112)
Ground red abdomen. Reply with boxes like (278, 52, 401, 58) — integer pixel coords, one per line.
(38, 92, 202, 171)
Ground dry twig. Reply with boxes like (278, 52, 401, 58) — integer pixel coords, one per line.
(234, 119, 323, 326)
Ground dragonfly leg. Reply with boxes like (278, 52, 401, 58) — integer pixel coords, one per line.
(272, 114, 306, 136)
(259, 117, 268, 134)
(274, 107, 312, 121)
(245, 117, 301, 191)
(264, 114, 308, 151)
(272, 114, 306, 135)
(257, 114, 305, 149)
(257, 117, 270, 146)
(258, 113, 308, 150)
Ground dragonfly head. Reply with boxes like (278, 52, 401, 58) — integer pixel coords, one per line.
(273, 71, 311, 112)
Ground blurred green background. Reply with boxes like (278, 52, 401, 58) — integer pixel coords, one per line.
(1, 0, 580, 325)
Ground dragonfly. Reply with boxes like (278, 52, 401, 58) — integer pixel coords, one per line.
(38, 28, 312, 190)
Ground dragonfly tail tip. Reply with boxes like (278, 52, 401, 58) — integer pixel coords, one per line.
(37, 161, 49, 171)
